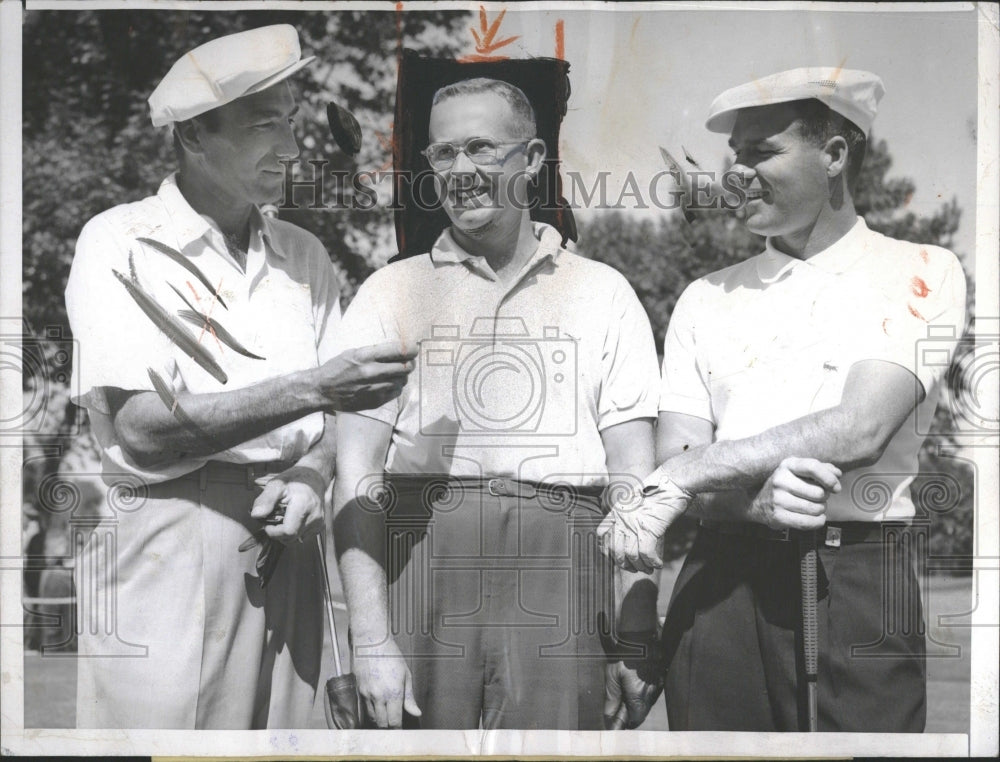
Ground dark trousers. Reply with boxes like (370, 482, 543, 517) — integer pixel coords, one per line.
(371, 477, 613, 730)
(662, 524, 927, 732)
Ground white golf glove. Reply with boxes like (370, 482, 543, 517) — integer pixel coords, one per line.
(598, 468, 694, 572)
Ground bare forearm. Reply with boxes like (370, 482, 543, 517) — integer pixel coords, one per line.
(602, 419, 659, 630)
(110, 367, 323, 463)
(665, 407, 881, 494)
(333, 474, 390, 640)
(659, 361, 917, 495)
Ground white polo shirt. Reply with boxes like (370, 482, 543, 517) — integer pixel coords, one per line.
(660, 218, 966, 521)
(65, 174, 342, 483)
(332, 223, 660, 486)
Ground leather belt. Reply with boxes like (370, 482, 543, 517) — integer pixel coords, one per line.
(386, 476, 604, 502)
(699, 520, 912, 547)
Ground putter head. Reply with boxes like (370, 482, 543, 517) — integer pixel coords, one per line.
(324, 673, 361, 729)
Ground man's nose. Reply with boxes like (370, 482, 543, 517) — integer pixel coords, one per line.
(276, 121, 300, 160)
(449, 147, 478, 175)
(727, 161, 756, 186)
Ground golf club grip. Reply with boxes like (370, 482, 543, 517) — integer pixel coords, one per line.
(800, 532, 819, 677)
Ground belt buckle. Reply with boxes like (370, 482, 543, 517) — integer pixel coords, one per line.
(825, 526, 842, 548)
(488, 478, 505, 496)
(774, 528, 790, 542)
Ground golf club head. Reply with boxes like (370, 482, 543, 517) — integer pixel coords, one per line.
(324, 673, 361, 729)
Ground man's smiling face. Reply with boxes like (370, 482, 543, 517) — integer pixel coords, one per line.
(427, 92, 539, 243)
(728, 103, 832, 241)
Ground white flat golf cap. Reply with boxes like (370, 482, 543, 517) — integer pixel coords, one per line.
(706, 67, 885, 136)
(148, 25, 315, 127)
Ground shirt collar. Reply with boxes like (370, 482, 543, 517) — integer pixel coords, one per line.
(758, 216, 869, 282)
(155, 173, 285, 259)
(156, 173, 212, 249)
(429, 221, 564, 270)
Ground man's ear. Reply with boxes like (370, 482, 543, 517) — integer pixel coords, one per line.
(823, 135, 849, 180)
(174, 119, 205, 157)
(525, 138, 547, 178)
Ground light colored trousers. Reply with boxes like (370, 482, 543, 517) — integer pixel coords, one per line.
(76, 461, 323, 728)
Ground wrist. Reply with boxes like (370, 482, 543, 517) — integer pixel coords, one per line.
(643, 467, 695, 498)
(350, 620, 390, 648)
(291, 367, 325, 412)
(285, 464, 329, 497)
(607, 628, 664, 669)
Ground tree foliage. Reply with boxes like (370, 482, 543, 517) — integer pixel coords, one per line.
(22, 8, 470, 336)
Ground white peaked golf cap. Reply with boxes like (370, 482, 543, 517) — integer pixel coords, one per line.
(148, 25, 315, 127)
(706, 67, 886, 136)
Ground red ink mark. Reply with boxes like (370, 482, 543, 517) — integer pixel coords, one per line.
(395, 2, 403, 76)
(187, 279, 224, 353)
(460, 7, 519, 62)
(882, 318, 890, 335)
(391, 1, 404, 181)
(555, 20, 565, 59)
(910, 276, 930, 298)
(908, 303, 927, 321)
(369, 122, 395, 173)
(919, 248, 929, 264)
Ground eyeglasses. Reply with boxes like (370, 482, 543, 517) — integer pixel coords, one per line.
(421, 137, 531, 170)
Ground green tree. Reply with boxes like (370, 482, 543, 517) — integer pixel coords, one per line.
(577, 137, 975, 566)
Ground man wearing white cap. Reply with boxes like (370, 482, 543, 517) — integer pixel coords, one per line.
(599, 67, 966, 730)
(65, 25, 415, 728)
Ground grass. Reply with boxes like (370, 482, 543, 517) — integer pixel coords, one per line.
(23, 558, 971, 732)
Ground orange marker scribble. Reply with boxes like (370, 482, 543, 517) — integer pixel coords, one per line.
(919, 248, 929, 264)
(460, 7, 519, 62)
(910, 276, 930, 298)
(908, 304, 927, 321)
(368, 122, 395, 173)
(395, 1, 403, 72)
(555, 20, 565, 60)
(882, 318, 890, 335)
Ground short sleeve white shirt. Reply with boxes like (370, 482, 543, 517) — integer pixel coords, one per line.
(331, 223, 661, 487)
(659, 218, 966, 521)
(65, 174, 342, 482)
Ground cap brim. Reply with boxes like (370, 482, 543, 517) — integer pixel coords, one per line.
(705, 109, 738, 134)
(706, 93, 874, 135)
(705, 93, 809, 134)
(244, 55, 316, 97)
